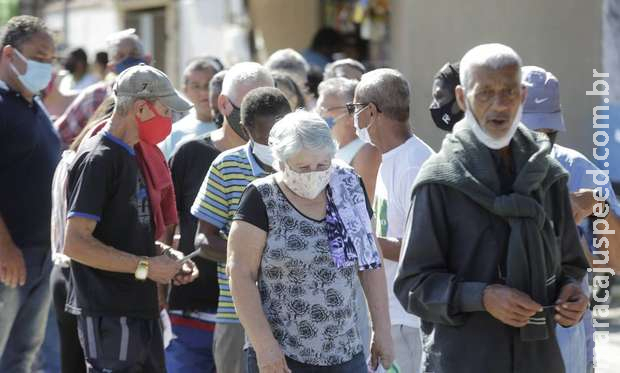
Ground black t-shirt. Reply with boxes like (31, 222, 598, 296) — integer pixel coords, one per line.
(0, 89, 60, 255)
(65, 133, 159, 319)
(168, 135, 220, 311)
(234, 178, 374, 232)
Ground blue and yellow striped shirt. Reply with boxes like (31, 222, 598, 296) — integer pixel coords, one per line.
(191, 143, 267, 323)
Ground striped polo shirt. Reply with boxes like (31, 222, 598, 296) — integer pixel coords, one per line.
(191, 142, 267, 323)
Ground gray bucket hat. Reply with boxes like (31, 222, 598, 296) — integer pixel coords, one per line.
(114, 63, 193, 112)
(521, 65, 566, 132)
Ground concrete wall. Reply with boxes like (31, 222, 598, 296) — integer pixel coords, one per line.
(248, 0, 320, 60)
(44, 0, 121, 58)
(391, 0, 602, 155)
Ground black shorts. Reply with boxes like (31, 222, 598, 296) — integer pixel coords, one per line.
(76, 315, 165, 373)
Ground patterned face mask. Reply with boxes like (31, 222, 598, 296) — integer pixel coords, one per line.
(282, 163, 333, 200)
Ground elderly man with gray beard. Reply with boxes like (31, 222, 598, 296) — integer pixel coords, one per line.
(394, 44, 589, 373)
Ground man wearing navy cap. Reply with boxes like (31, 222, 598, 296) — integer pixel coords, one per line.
(521, 65, 620, 373)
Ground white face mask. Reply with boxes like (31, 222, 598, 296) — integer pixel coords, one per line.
(353, 105, 374, 145)
(252, 142, 274, 168)
(282, 163, 333, 200)
(463, 98, 523, 150)
(10, 49, 53, 94)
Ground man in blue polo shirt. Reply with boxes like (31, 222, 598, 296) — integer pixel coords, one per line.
(0, 16, 61, 373)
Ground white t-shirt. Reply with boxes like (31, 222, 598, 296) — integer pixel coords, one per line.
(374, 135, 434, 328)
(158, 108, 218, 160)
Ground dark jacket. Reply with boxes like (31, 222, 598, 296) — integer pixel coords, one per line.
(393, 125, 588, 373)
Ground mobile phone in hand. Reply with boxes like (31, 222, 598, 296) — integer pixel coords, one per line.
(178, 248, 201, 264)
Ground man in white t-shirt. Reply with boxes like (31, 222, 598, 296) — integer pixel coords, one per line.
(159, 57, 223, 160)
(350, 68, 434, 372)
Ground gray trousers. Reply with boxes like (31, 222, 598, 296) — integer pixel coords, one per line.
(213, 322, 246, 373)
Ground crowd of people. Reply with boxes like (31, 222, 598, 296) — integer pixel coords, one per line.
(0, 14, 619, 373)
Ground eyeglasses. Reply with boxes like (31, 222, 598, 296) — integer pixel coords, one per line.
(320, 105, 348, 113)
(345, 102, 382, 115)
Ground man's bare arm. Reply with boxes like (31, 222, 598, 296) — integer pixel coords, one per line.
(195, 220, 228, 262)
(377, 236, 402, 262)
(64, 217, 182, 284)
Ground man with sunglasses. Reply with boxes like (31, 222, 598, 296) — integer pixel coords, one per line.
(0, 16, 61, 372)
(350, 68, 434, 373)
(317, 77, 381, 199)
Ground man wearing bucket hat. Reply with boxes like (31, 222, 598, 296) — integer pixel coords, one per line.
(63, 64, 197, 372)
(521, 65, 620, 373)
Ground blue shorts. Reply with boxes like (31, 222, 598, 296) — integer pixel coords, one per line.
(165, 315, 216, 373)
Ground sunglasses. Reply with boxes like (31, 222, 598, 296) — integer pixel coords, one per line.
(345, 102, 382, 116)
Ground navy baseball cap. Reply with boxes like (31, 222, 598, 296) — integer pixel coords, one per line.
(521, 66, 566, 132)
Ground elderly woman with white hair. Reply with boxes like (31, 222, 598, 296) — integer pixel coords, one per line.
(228, 110, 394, 373)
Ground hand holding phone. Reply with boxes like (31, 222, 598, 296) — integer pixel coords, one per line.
(178, 248, 201, 264)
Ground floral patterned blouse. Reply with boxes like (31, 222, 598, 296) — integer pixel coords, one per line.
(234, 175, 365, 366)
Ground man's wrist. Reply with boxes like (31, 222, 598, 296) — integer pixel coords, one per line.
(134, 256, 150, 280)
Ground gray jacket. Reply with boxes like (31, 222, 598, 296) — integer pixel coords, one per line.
(394, 127, 588, 373)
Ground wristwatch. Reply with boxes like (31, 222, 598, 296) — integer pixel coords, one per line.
(134, 257, 149, 281)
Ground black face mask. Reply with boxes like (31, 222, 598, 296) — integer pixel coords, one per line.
(226, 101, 249, 141)
(546, 131, 558, 145)
(430, 100, 464, 132)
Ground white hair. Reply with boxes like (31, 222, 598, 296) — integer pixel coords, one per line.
(221, 62, 274, 103)
(318, 77, 357, 103)
(355, 68, 410, 122)
(107, 31, 144, 59)
(265, 48, 309, 83)
(269, 109, 337, 164)
(324, 58, 366, 80)
(459, 43, 522, 91)
(114, 95, 154, 116)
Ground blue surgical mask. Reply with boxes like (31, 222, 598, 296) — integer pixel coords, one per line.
(324, 113, 347, 129)
(325, 116, 336, 129)
(10, 49, 53, 94)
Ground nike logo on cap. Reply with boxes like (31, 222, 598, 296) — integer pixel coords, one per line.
(534, 97, 549, 104)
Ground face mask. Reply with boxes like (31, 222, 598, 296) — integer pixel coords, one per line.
(282, 164, 333, 199)
(252, 142, 274, 168)
(353, 105, 374, 145)
(324, 113, 347, 129)
(430, 100, 464, 132)
(135, 101, 173, 144)
(225, 101, 249, 141)
(114, 57, 146, 75)
(10, 49, 53, 94)
(463, 98, 522, 150)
